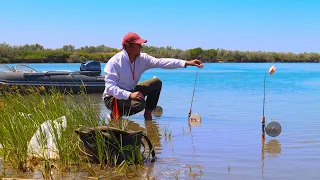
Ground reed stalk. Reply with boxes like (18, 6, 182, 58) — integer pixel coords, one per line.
(0, 85, 149, 178)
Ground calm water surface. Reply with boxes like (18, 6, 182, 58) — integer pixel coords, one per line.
(3, 62, 320, 179)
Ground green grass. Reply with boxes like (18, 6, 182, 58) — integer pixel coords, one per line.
(0, 85, 152, 178)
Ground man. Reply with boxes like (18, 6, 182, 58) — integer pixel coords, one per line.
(103, 32, 204, 120)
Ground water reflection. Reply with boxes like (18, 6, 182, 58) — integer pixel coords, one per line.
(144, 120, 162, 152)
(143, 159, 156, 179)
(187, 118, 202, 154)
(128, 119, 162, 179)
(261, 137, 282, 176)
(102, 118, 161, 178)
(265, 139, 282, 157)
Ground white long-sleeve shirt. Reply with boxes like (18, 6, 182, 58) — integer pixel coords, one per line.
(102, 50, 187, 100)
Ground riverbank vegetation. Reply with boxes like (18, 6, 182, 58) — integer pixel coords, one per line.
(0, 43, 319, 63)
(0, 86, 154, 179)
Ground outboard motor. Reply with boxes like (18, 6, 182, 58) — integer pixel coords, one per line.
(80, 60, 101, 75)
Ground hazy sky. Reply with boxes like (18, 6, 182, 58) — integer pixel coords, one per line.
(0, 0, 319, 53)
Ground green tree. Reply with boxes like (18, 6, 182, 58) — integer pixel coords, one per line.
(189, 47, 204, 59)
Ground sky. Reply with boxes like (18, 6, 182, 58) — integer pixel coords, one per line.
(0, 0, 319, 53)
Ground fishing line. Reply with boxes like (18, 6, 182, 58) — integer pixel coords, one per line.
(262, 70, 266, 118)
(188, 67, 200, 118)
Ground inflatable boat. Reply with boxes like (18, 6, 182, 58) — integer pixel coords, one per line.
(0, 61, 105, 93)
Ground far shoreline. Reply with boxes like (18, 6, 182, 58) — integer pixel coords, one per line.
(1, 42, 320, 64)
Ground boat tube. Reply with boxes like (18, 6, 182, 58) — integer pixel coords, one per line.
(0, 60, 106, 93)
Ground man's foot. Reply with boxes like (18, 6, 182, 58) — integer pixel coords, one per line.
(144, 109, 153, 120)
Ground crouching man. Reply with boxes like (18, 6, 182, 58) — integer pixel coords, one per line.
(103, 32, 203, 120)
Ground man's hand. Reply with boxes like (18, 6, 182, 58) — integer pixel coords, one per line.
(130, 91, 144, 100)
(185, 59, 204, 68)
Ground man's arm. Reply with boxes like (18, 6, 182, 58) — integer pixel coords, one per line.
(143, 53, 204, 70)
(143, 54, 186, 70)
(104, 62, 131, 100)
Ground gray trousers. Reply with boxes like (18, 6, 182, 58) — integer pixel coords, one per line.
(104, 78, 162, 117)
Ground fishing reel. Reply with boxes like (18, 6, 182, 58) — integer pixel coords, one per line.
(264, 120, 282, 137)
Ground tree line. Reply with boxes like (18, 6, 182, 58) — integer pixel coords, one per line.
(0, 42, 319, 63)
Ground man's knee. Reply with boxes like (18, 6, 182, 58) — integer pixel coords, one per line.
(152, 77, 162, 90)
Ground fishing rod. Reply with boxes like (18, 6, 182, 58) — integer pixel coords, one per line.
(262, 70, 267, 135)
(262, 65, 282, 138)
(188, 63, 202, 123)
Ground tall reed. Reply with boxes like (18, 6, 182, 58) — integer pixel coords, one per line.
(0, 86, 102, 174)
(0, 85, 151, 178)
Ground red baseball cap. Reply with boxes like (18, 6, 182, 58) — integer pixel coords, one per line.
(122, 32, 147, 45)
